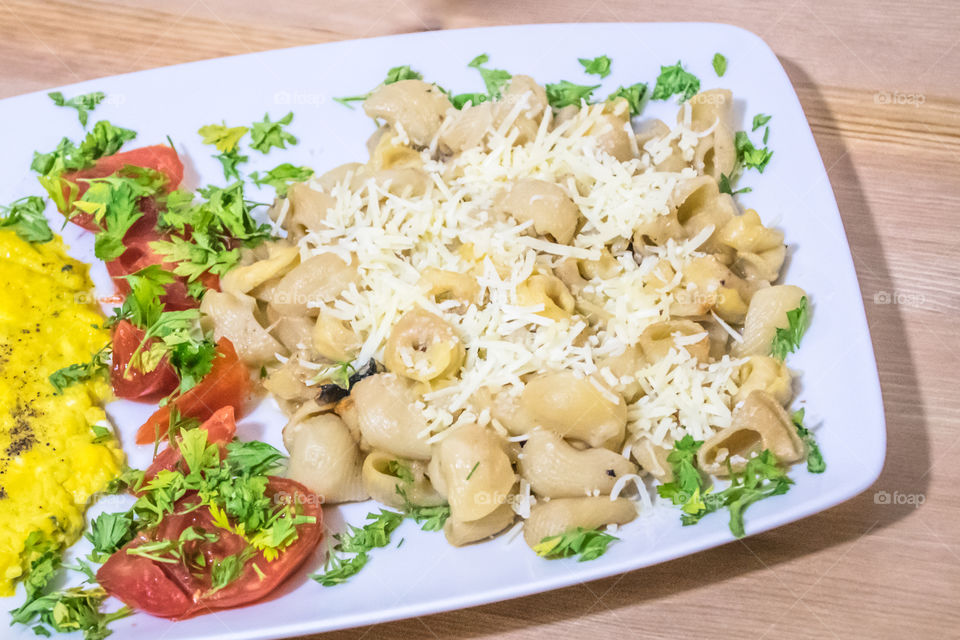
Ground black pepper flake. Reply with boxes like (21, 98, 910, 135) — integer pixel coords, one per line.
(606, 469, 616, 477)
(0, 487, 6, 499)
(61, 264, 74, 272)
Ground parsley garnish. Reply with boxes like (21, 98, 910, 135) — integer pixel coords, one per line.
(32, 121, 137, 175)
(207, 547, 256, 595)
(734, 130, 773, 173)
(712, 53, 727, 77)
(533, 527, 619, 561)
(197, 123, 249, 153)
(250, 163, 314, 197)
(718, 173, 752, 196)
(467, 54, 512, 99)
(10, 586, 132, 640)
(606, 83, 647, 116)
(395, 486, 450, 531)
(333, 65, 423, 108)
(579, 55, 612, 78)
(49, 344, 111, 394)
(466, 461, 480, 481)
(215, 149, 248, 181)
(545, 80, 601, 109)
(752, 113, 771, 131)
(651, 61, 701, 102)
(249, 112, 297, 153)
(791, 409, 826, 473)
(770, 296, 809, 360)
(450, 92, 488, 109)
(1, 195, 53, 243)
(657, 438, 795, 537)
(680, 450, 793, 537)
(85, 512, 136, 563)
(48, 91, 105, 128)
(311, 510, 404, 586)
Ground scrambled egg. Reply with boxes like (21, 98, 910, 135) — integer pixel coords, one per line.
(0, 230, 123, 596)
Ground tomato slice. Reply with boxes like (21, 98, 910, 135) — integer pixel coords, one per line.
(111, 319, 179, 403)
(136, 338, 250, 445)
(60, 145, 183, 231)
(97, 480, 323, 620)
(142, 406, 237, 483)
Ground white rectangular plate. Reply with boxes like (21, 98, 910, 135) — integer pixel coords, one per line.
(0, 22, 885, 640)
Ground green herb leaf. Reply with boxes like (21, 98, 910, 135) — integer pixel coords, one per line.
(250, 163, 314, 197)
(215, 149, 248, 181)
(197, 123, 249, 153)
(10, 586, 132, 640)
(207, 547, 256, 595)
(1, 195, 53, 243)
(579, 55, 612, 78)
(450, 92, 489, 110)
(734, 130, 774, 173)
(718, 173, 752, 196)
(545, 80, 601, 109)
(385, 459, 415, 484)
(770, 297, 809, 360)
(396, 486, 450, 531)
(225, 440, 286, 477)
(384, 65, 423, 85)
(712, 53, 727, 77)
(651, 61, 701, 102)
(606, 83, 647, 116)
(335, 510, 404, 554)
(534, 527, 618, 561)
(249, 112, 297, 153)
(85, 512, 136, 563)
(792, 408, 826, 473)
(311, 552, 369, 587)
(467, 54, 512, 98)
(48, 91, 105, 128)
(752, 113, 772, 131)
(49, 344, 111, 394)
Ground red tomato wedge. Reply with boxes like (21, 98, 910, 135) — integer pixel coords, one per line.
(98, 479, 321, 619)
(111, 319, 179, 403)
(142, 405, 237, 483)
(98, 409, 323, 620)
(60, 145, 183, 231)
(136, 337, 250, 445)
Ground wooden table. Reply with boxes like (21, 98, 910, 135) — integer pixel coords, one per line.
(2, 1, 958, 638)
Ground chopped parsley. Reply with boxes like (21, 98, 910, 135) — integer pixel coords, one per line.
(791, 409, 826, 473)
(752, 113, 771, 131)
(545, 80, 601, 109)
(49, 344, 111, 394)
(533, 527, 619, 561)
(651, 61, 700, 102)
(450, 92, 489, 110)
(197, 123, 249, 153)
(249, 112, 297, 153)
(215, 149, 248, 181)
(396, 486, 450, 531)
(333, 64, 423, 108)
(32, 121, 137, 175)
(734, 130, 773, 173)
(718, 173, 751, 196)
(770, 296, 809, 360)
(579, 55, 612, 78)
(657, 437, 795, 538)
(681, 450, 793, 537)
(48, 90, 105, 128)
(712, 53, 727, 77)
(250, 163, 314, 197)
(311, 510, 404, 586)
(10, 586, 132, 640)
(467, 54, 512, 99)
(1, 195, 53, 243)
(85, 512, 136, 563)
(606, 82, 647, 116)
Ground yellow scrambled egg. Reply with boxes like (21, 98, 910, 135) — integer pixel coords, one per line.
(0, 230, 123, 596)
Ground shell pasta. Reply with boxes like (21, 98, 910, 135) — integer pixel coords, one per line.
(210, 69, 815, 556)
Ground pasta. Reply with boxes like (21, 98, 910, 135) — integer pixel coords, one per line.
(229, 70, 814, 557)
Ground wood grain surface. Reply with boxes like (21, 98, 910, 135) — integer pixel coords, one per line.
(2, 1, 958, 638)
